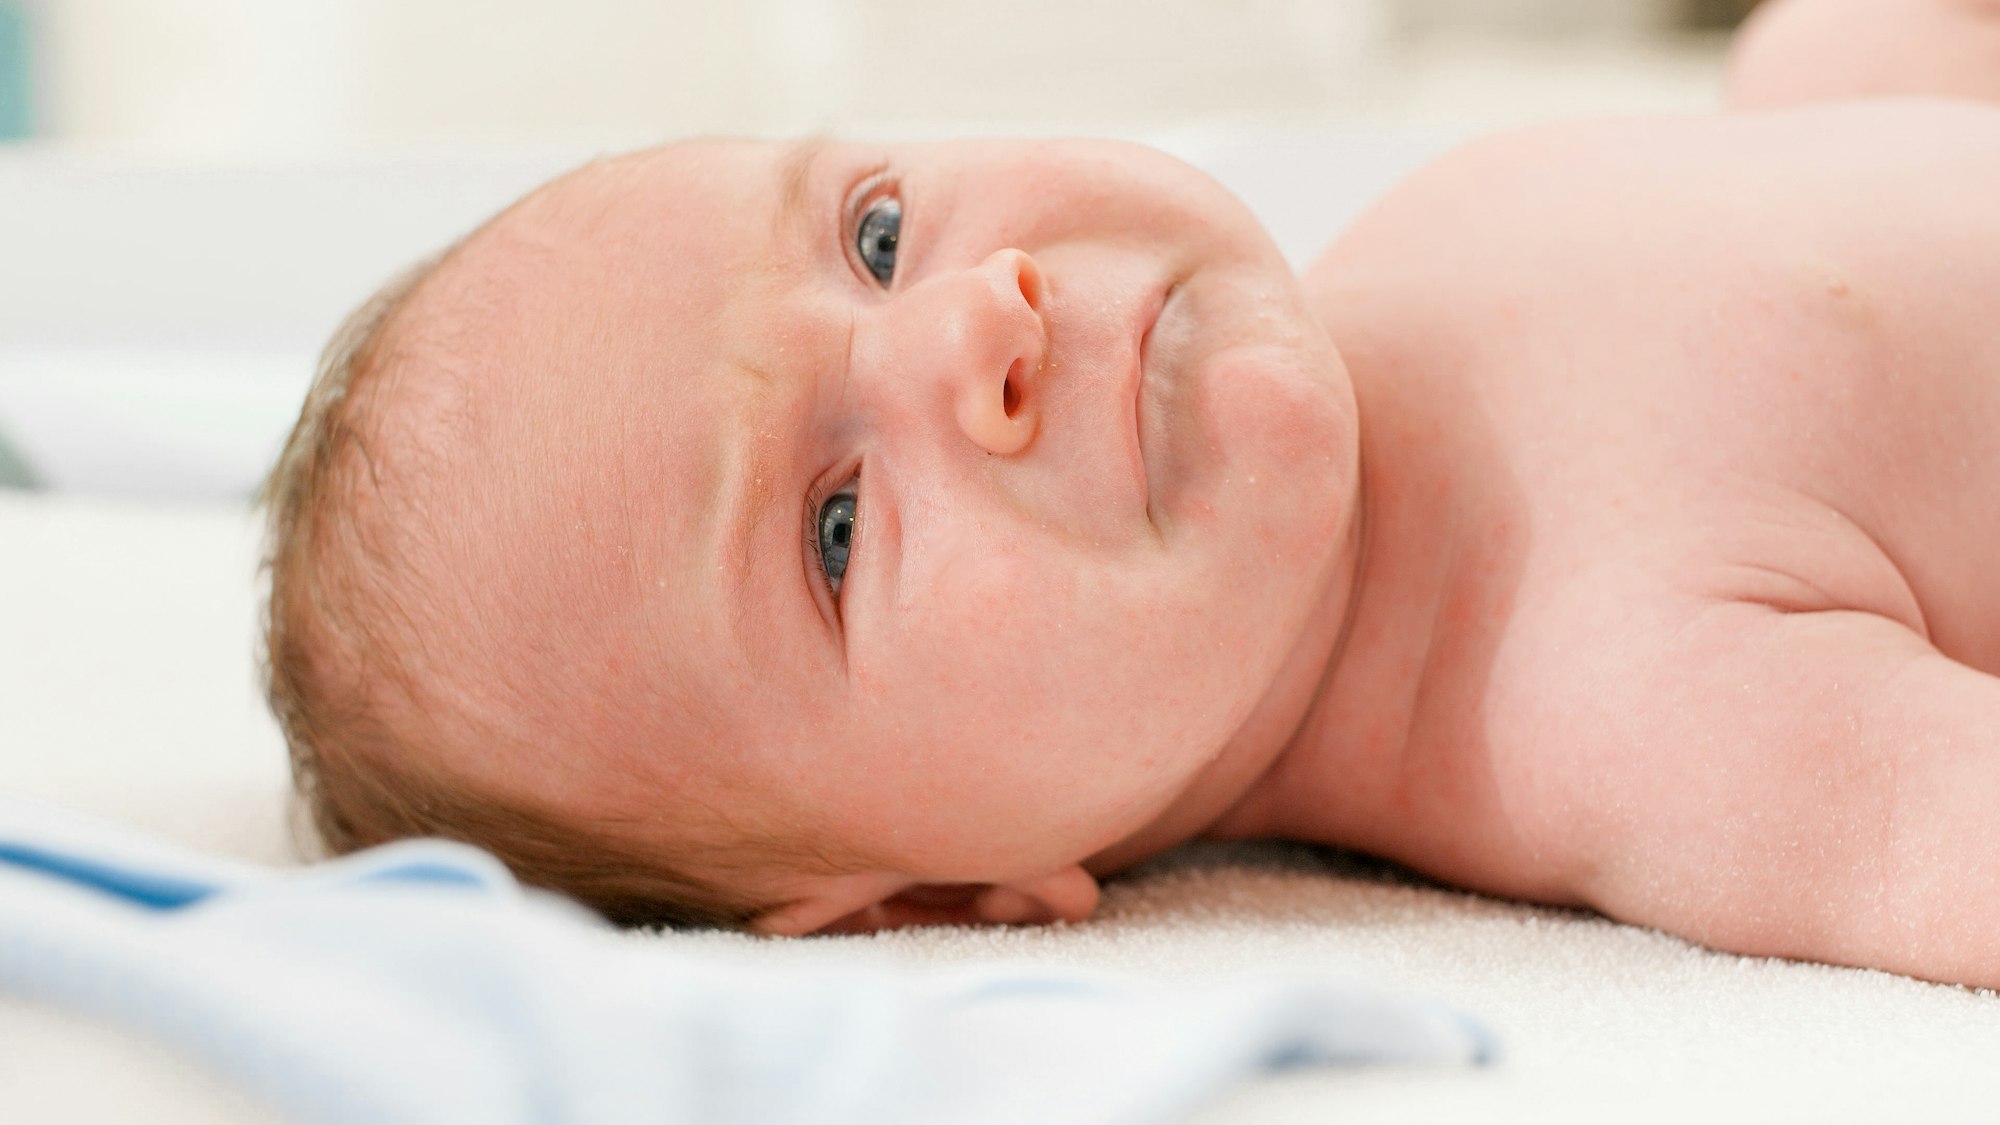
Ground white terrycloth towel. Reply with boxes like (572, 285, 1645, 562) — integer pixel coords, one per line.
(0, 798, 1490, 1125)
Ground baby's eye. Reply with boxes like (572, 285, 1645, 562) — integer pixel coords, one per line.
(855, 195, 900, 287)
(815, 486, 857, 596)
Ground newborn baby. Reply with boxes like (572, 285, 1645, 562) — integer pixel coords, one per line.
(260, 0, 2000, 988)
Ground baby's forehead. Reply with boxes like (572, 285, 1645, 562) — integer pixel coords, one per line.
(430, 141, 813, 348)
(503, 139, 778, 242)
(357, 146, 780, 711)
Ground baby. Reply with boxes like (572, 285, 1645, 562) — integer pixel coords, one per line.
(260, 0, 2000, 988)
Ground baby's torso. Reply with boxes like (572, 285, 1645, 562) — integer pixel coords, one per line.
(1298, 100, 2000, 896)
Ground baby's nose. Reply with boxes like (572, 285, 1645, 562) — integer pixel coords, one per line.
(905, 248, 1049, 456)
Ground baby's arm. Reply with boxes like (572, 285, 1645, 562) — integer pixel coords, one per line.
(1535, 600, 2000, 989)
(1727, 0, 2000, 107)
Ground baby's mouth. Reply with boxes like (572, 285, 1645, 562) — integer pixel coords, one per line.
(1134, 281, 1178, 527)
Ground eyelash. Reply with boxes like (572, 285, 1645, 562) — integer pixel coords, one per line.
(804, 472, 857, 602)
(846, 171, 901, 287)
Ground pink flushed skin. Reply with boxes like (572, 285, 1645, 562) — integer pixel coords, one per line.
(383, 138, 1363, 934)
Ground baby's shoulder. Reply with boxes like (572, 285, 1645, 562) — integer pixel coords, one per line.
(1310, 100, 2000, 676)
(1311, 98, 2000, 308)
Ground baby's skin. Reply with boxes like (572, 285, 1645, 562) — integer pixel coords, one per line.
(1293, 98, 2000, 987)
(321, 0, 2000, 987)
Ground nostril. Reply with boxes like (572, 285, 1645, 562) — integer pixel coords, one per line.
(1002, 359, 1024, 417)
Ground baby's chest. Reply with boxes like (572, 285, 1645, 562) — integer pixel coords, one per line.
(1486, 265, 2000, 676)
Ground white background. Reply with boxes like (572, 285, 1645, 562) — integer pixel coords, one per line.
(21, 0, 1731, 152)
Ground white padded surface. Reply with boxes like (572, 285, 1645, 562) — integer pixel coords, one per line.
(0, 492, 291, 860)
(0, 493, 288, 1123)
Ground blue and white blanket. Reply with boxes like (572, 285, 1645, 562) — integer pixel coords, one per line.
(0, 798, 1489, 1125)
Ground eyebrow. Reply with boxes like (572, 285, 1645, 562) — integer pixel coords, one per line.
(722, 363, 782, 578)
(717, 401, 789, 666)
(775, 136, 829, 243)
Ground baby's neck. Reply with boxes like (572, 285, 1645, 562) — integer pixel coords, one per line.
(1205, 332, 1490, 854)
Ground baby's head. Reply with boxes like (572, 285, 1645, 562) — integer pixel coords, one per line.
(261, 138, 1363, 933)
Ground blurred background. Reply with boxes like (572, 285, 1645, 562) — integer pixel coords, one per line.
(0, 0, 1758, 499)
(6, 0, 1751, 149)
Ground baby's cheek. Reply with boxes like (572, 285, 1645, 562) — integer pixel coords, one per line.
(1208, 360, 1354, 570)
(1230, 346, 1349, 470)
(853, 557, 1036, 700)
(873, 559, 1111, 719)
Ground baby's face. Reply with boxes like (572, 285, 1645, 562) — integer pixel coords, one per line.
(406, 138, 1360, 910)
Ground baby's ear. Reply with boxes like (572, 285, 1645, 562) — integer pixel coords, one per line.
(751, 866, 1100, 936)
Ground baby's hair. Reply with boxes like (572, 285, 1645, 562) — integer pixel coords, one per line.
(257, 243, 764, 930)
